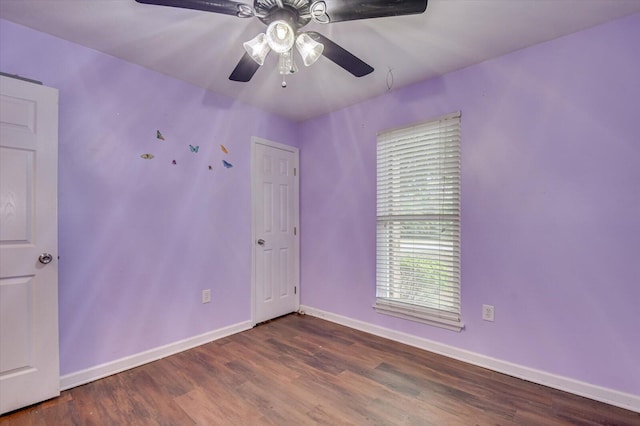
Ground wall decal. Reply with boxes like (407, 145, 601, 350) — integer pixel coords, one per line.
(189, 144, 199, 153)
(222, 160, 233, 169)
(208, 165, 213, 170)
(156, 130, 165, 140)
(220, 144, 229, 154)
(172, 160, 177, 165)
(141, 153, 154, 159)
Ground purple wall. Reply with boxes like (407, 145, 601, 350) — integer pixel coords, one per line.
(1, 13, 639, 398)
(0, 20, 297, 375)
(299, 14, 640, 395)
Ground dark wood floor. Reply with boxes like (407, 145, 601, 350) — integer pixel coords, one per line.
(2, 314, 638, 425)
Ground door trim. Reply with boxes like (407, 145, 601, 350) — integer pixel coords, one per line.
(250, 137, 300, 326)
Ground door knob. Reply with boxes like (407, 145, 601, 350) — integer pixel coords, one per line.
(257, 239, 265, 246)
(38, 253, 53, 264)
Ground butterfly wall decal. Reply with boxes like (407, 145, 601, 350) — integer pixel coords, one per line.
(189, 145, 199, 153)
(141, 153, 154, 159)
(156, 130, 165, 141)
(172, 160, 177, 165)
(220, 144, 229, 154)
(223, 160, 233, 169)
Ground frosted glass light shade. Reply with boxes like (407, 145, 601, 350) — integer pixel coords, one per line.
(295, 33, 324, 66)
(266, 20, 295, 54)
(243, 33, 270, 65)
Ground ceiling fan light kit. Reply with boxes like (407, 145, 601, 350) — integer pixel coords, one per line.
(135, 0, 428, 85)
(265, 20, 295, 53)
(295, 33, 324, 66)
(243, 33, 270, 65)
(243, 20, 324, 87)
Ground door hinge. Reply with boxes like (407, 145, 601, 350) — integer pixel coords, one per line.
(294, 226, 297, 236)
(294, 167, 297, 176)
(294, 286, 297, 295)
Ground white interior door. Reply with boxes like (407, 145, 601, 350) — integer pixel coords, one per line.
(0, 75, 59, 414)
(252, 138, 299, 324)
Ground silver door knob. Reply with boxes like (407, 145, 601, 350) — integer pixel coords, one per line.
(38, 253, 53, 264)
(257, 239, 265, 246)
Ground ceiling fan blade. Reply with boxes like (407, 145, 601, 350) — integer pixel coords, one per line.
(135, 0, 252, 17)
(229, 53, 261, 82)
(306, 32, 373, 77)
(310, 0, 427, 23)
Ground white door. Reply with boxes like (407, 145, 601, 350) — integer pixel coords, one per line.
(252, 138, 299, 324)
(0, 75, 60, 414)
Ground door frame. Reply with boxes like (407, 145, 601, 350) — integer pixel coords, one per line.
(250, 136, 300, 326)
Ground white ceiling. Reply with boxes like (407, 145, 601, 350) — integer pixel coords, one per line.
(1, 0, 639, 121)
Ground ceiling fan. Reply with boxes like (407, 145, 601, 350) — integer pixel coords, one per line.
(135, 0, 428, 86)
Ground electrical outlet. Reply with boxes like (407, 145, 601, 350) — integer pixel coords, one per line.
(482, 304, 495, 322)
(202, 289, 211, 304)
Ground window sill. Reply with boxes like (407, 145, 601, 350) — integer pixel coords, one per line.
(374, 300, 464, 332)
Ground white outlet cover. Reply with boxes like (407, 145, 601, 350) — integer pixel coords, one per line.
(482, 304, 495, 322)
(202, 289, 211, 304)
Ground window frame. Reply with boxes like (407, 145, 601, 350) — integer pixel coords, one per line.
(374, 112, 463, 332)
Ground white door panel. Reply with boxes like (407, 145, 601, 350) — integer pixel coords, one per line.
(0, 75, 59, 414)
(252, 138, 299, 324)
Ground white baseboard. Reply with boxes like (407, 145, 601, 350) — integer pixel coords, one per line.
(299, 305, 640, 413)
(60, 320, 253, 391)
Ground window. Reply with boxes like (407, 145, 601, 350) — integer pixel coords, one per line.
(375, 112, 463, 331)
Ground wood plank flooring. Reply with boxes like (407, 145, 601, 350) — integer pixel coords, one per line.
(2, 314, 638, 425)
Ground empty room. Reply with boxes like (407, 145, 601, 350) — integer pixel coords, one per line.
(1, 0, 639, 424)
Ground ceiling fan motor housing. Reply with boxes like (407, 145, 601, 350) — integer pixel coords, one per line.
(256, 0, 311, 28)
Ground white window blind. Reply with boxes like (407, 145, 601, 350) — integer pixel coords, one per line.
(375, 112, 463, 332)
